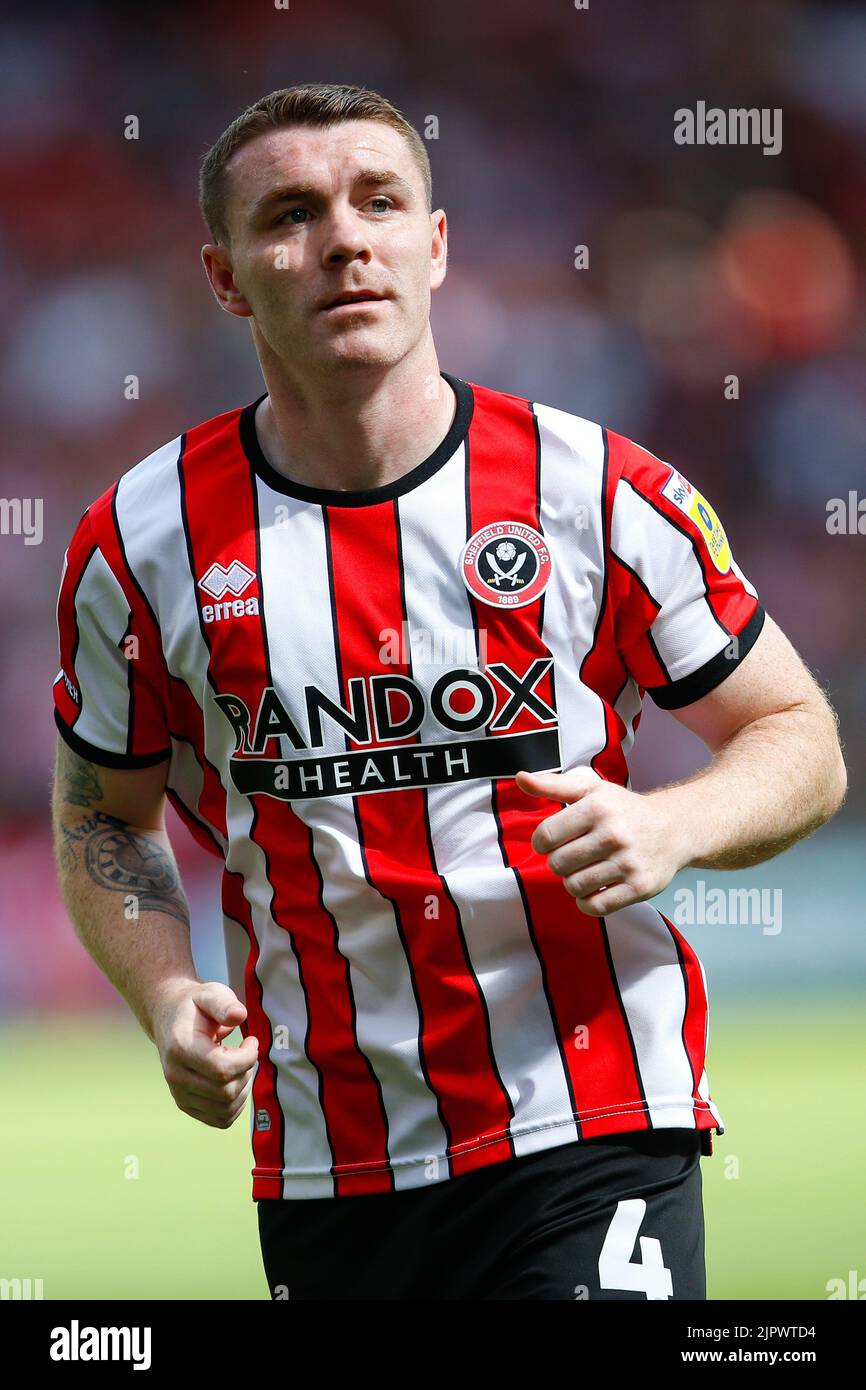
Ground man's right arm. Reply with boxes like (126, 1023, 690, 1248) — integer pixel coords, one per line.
(51, 737, 258, 1128)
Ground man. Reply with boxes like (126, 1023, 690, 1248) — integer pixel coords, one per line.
(52, 82, 846, 1301)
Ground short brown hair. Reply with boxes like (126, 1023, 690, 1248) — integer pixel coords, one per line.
(199, 82, 432, 243)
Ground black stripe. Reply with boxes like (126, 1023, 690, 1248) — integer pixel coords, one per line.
(649, 602, 766, 710)
(54, 707, 169, 767)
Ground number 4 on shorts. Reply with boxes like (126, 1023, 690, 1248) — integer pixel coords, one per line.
(598, 1198, 673, 1299)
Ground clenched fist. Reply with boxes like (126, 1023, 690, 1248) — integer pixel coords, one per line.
(515, 767, 686, 917)
(151, 980, 259, 1129)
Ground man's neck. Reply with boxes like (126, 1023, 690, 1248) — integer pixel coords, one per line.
(253, 352, 457, 494)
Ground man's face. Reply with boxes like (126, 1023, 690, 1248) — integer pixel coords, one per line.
(205, 119, 446, 376)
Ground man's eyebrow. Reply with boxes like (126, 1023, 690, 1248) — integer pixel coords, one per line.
(251, 168, 415, 219)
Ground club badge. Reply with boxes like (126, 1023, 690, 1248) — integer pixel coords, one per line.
(460, 521, 552, 609)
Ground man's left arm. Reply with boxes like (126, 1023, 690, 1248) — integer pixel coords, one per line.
(517, 614, 847, 916)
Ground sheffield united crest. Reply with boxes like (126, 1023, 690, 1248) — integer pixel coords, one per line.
(460, 522, 552, 609)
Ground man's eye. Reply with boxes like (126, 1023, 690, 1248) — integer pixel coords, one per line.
(370, 197, 392, 212)
(276, 208, 308, 225)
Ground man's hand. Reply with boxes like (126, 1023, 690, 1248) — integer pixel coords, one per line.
(515, 768, 686, 917)
(152, 980, 259, 1129)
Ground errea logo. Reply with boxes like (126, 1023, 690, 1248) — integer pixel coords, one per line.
(199, 560, 255, 599)
(198, 560, 259, 625)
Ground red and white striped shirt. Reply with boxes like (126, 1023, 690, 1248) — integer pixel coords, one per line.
(54, 371, 763, 1199)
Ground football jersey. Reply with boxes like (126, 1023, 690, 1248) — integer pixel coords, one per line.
(53, 370, 764, 1199)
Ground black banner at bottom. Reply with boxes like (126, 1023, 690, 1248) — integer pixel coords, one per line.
(229, 727, 562, 800)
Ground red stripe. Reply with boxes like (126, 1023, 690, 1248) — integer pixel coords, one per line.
(55, 510, 96, 730)
(465, 384, 649, 1136)
(179, 413, 291, 1192)
(608, 551, 668, 692)
(326, 501, 515, 1178)
(222, 868, 286, 1199)
(659, 912, 713, 1121)
(578, 433, 636, 786)
(164, 681, 228, 843)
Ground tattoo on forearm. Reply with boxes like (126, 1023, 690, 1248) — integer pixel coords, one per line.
(60, 814, 188, 925)
(58, 745, 105, 807)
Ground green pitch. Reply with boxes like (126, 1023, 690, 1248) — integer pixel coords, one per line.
(0, 999, 862, 1300)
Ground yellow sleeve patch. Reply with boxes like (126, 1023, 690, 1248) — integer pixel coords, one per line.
(660, 467, 732, 574)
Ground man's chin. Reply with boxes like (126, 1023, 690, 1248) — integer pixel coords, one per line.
(310, 339, 404, 372)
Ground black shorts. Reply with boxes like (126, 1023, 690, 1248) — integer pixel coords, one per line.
(256, 1127, 706, 1301)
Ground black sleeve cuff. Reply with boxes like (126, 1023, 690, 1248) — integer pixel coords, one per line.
(647, 603, 766, 710)
(54, 707, 171, 768)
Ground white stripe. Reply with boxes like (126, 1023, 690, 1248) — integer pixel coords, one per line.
(532, 403, 611, 776)
(72, 547, 132, 753)
(614, 678, 644, 782)
(603, 906, 698, 1128)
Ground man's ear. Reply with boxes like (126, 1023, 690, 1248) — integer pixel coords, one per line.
(201, 243, 253, 318)
(430, 208, 447, 292)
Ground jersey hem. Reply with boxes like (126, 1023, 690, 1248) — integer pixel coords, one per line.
(647, 602, 765, 710)
(53, 707, 171, 769)
(250, 1099, 724, 1198)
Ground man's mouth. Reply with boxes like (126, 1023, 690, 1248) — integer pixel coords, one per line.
(320, 290, 387, 311)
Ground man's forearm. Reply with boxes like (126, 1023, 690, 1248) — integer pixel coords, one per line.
(649, 701, 848, 872)
(53, 806, 199, 1044)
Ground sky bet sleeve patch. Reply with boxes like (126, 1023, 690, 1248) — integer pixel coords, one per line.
(660, 466, 732, 574)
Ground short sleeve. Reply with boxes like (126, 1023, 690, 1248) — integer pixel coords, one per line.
(607, 433, 765, 710)
(53, 507, 171, 766)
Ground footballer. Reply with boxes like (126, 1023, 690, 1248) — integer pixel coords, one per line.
(51, 83, 847, 1301)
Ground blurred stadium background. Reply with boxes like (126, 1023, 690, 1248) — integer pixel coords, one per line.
(0, 0, 863, 1300)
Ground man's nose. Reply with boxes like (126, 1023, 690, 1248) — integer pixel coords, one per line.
(321, 206, 372, 264)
